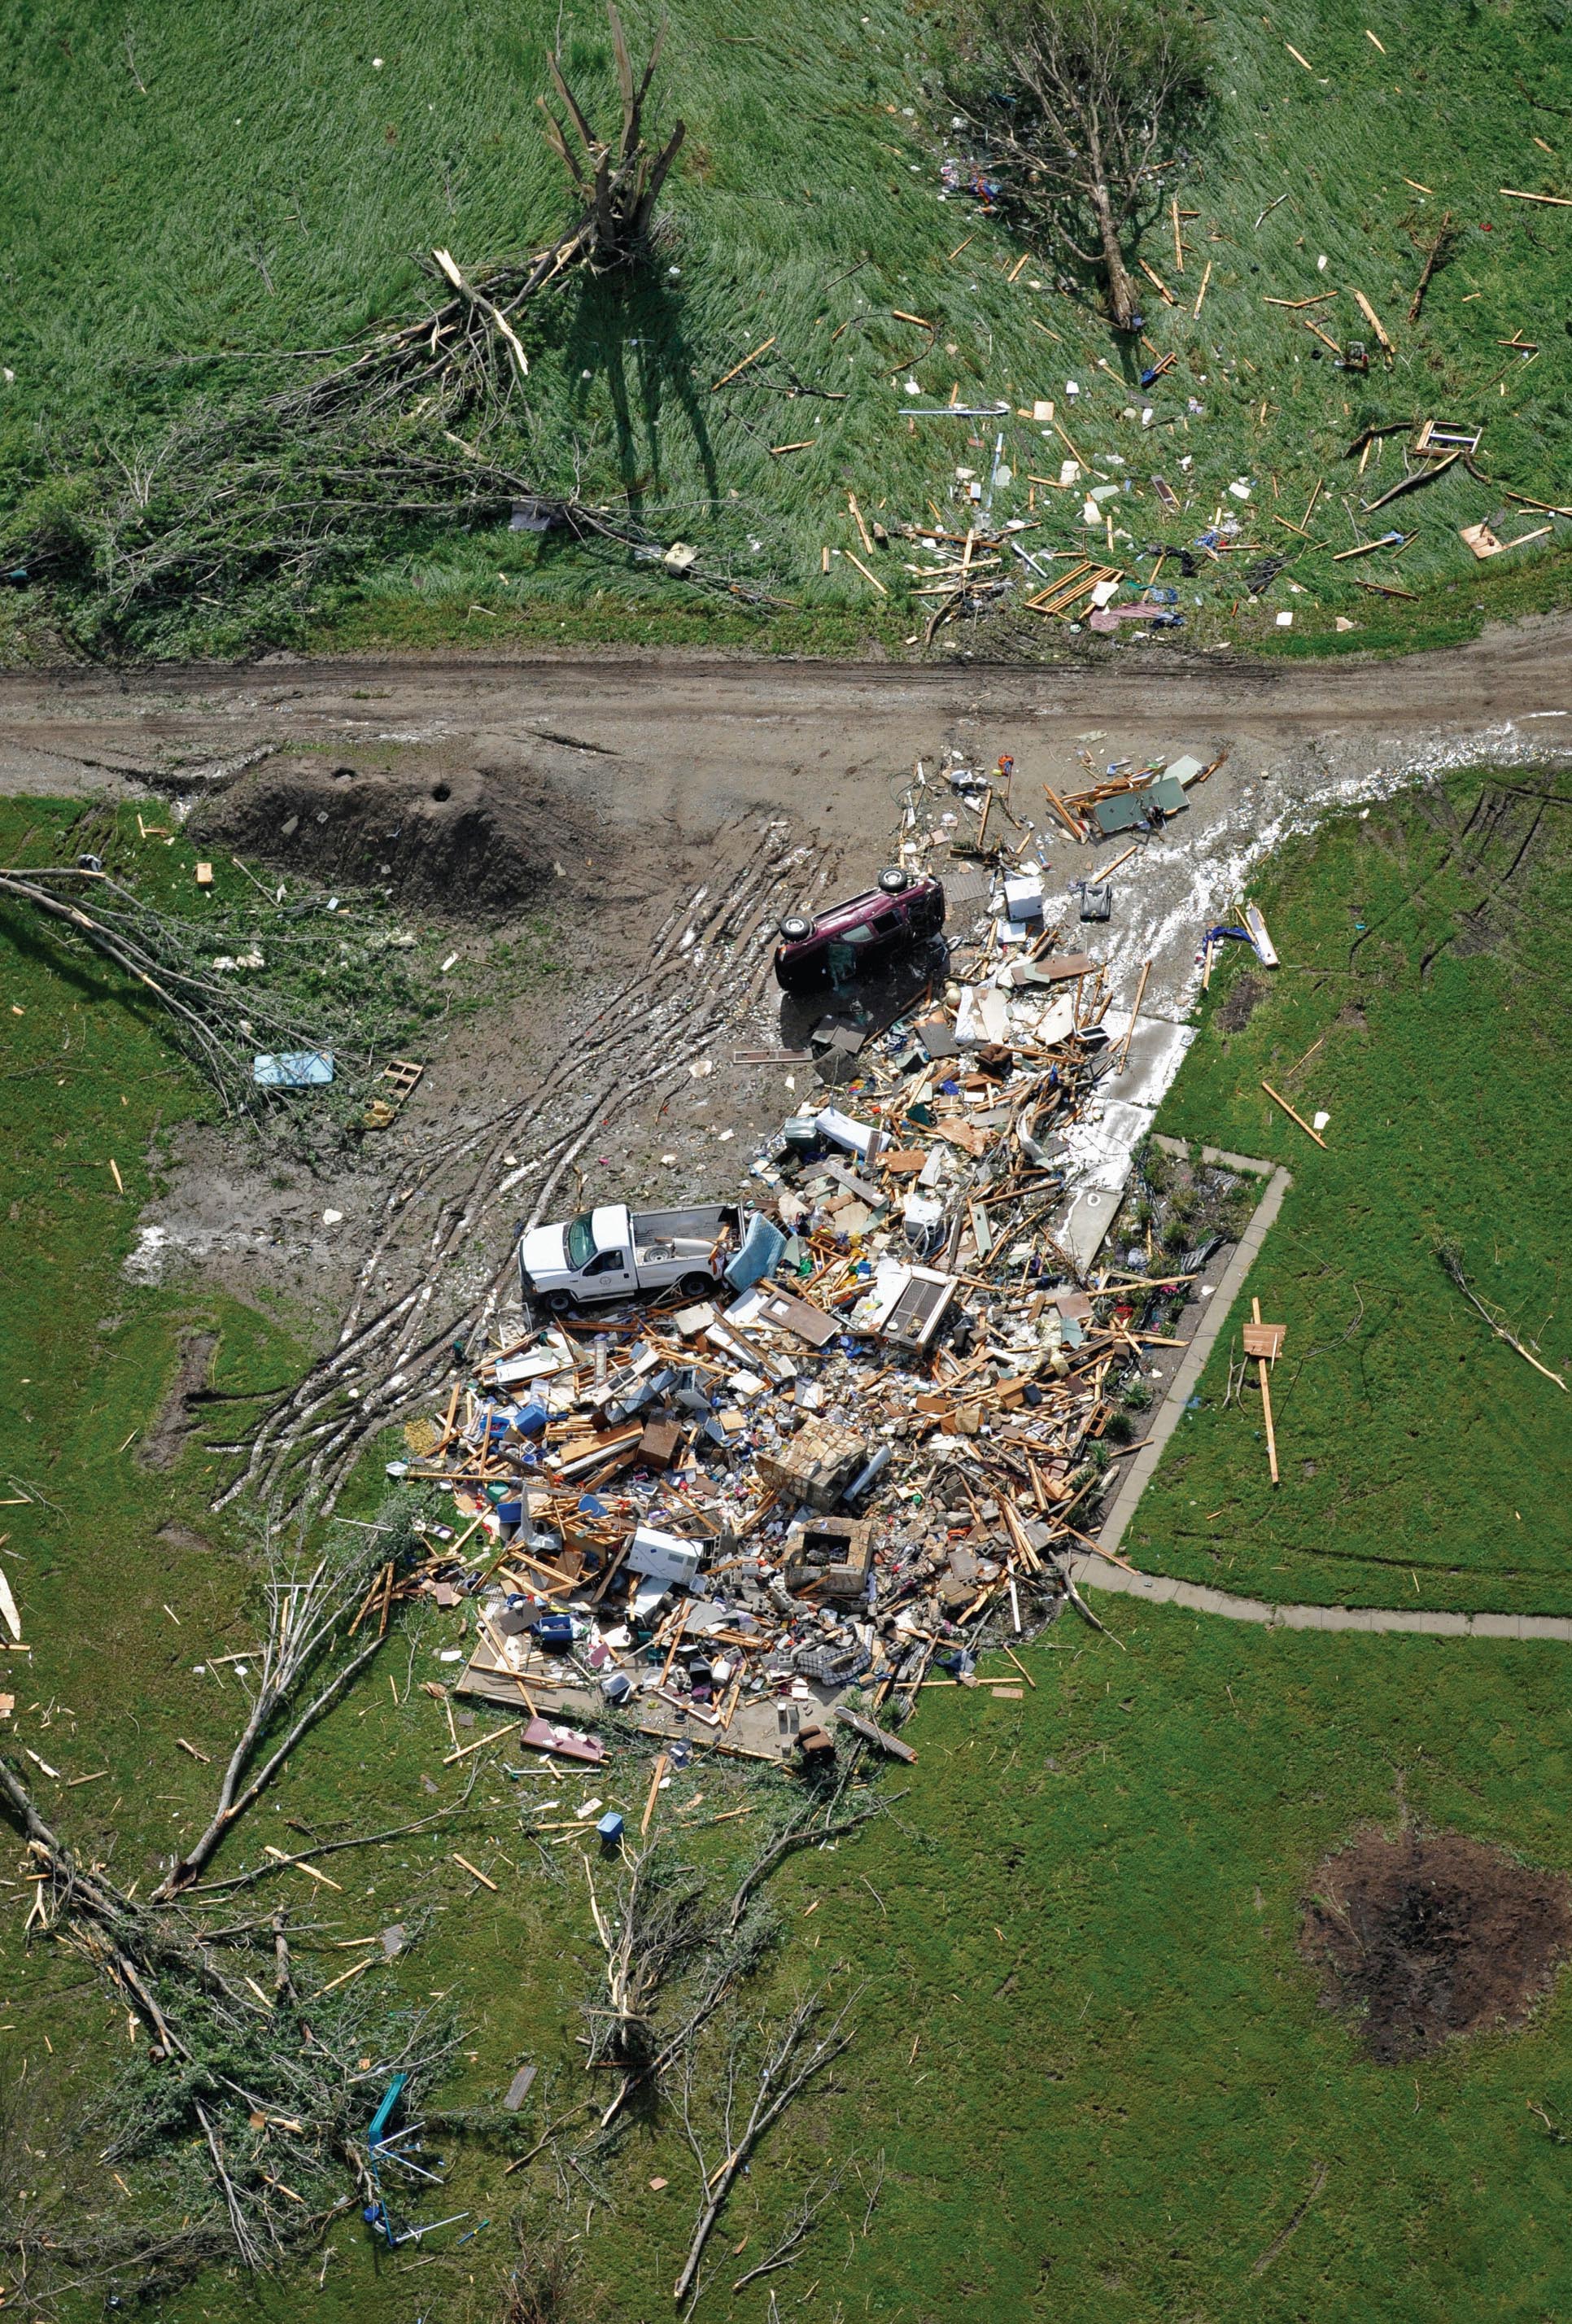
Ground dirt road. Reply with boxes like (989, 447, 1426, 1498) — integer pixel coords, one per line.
(3, 614, 1569, 1016)
(3, 614, 1570, 813)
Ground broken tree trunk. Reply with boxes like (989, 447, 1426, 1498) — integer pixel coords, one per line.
(1408, 212, 1456, 323)
(1089, 175, 1139, 330)
(272, 5, 683, 427)
(538, 4, 686, 272)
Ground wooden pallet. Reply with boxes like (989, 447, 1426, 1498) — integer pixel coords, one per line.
(362, 1058, 425, 1129)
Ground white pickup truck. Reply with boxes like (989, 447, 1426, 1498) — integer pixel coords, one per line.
(517, 1203, 740, 1312)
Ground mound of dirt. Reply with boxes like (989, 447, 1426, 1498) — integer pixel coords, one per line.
(1301, 1828, 1572, 2061)
(190, 757, 601, 918)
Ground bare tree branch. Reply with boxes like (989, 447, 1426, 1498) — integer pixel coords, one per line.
(153, 1532, 389, 1899)
(731, 2155, 852, 2291)
(672, 1983, 860, 2306)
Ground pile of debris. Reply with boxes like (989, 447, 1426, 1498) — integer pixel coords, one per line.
(387, 797, 1207, 1771)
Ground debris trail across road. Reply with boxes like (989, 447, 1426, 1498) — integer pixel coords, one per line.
(1, 630, 1567, 1534)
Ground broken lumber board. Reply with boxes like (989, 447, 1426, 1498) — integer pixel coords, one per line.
(834, 1704, 917, 1763)
(502, 2063, 538, 2112)
(1350, 289, 1395, 353)
(1041, 785, 1089, 842)
(1260, 1080, 1327, 1147)
(710, 336, 775, 391)
(1251, 1297, 1282, 1486)
(1331, 534, 1409, 561)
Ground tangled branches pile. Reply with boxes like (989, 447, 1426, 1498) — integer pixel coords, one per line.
(548, 1774, 882, 2309)
(0, 863, 441, 1118)
(277, 3, 684, 435)
(673, 1981, 859, 2306)
(580, 1778, 880, 2131)
(0, 1523, 465, 2307)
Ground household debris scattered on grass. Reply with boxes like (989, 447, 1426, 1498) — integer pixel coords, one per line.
(0, 740, 1317, 2300)
(382, 757, 1263, 1768)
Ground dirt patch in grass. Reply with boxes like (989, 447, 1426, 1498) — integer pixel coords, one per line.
(189, 755, 609, 920)
(156, 1520, 220, 1556)
(137, 1328, 218, 1471)
(1301, 1828, 1572, 2062)
(1216, 972, 1266, 1033)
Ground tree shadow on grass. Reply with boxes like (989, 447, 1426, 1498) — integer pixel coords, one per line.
(561, 271, 719, 520)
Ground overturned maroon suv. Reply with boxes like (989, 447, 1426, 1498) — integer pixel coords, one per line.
(773, 867, 946, 994)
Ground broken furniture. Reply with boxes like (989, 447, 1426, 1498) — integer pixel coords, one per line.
(795, 1723, 837, 1766)
(1024, 561, 1123, 621)
(1414, 418, 1482, 458)
(363, 1057, 425, 1130)
(852, 1264, 958, 1353)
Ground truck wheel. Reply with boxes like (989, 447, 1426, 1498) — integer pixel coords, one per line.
(679, 1272, 715, 1299)
(877, 867, 910, 893)
(779, 914, 814, 941)
(542, 1290, 576, 1314)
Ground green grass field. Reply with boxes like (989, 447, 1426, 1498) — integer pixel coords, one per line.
(1133, 761, 1571, 1615)
(4, 771, 1572, 2324)
(2, 0, 1570, 660)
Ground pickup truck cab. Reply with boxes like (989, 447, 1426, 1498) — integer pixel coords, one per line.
(518, 1202, 740, 1313)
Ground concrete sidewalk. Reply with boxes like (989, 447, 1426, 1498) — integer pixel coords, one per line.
(1067, 1554, 1572, 1644)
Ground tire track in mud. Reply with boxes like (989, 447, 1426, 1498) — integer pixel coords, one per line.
(212, 813, 820, 1514)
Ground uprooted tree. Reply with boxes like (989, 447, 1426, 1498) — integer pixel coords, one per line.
(293, 1, 685, 425)
(946, 0, 1213, 331)
(4, 7, 745, 652)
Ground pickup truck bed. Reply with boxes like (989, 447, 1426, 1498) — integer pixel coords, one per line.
(630, 1205, 735, 1258)
(634, 1229, 721, 1266)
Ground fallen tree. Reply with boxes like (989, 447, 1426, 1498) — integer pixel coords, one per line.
(277, 3, 685, 431)
(0, 862, 433, 1118)
(945, 0, 1213, 332)
(3, 10, 782, 650)
(0, 1519, 469, 2300)
(583, 1780, 883, 2132)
